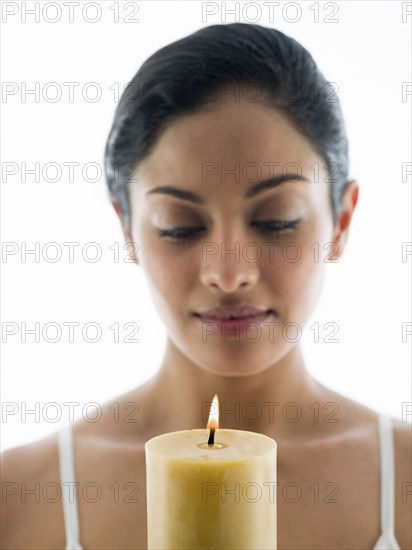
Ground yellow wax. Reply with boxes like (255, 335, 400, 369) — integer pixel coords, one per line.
(145, 429, 277, 549)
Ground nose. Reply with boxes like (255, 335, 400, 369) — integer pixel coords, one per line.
(199, 235, 260, 293)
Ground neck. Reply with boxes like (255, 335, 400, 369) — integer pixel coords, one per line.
(141, 339, 329, 442)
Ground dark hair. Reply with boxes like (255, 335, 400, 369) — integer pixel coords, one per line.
(104, 22, 349, 232)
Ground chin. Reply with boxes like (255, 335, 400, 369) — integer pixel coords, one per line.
(196, 349, 281, 378)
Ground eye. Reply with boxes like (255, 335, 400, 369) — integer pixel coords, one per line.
(251, 219, 301, 234)
(156, 227, 205, 244)
(157, 219, 301, 244)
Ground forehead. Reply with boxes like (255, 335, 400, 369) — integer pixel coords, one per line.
(132, 99, 323, 198)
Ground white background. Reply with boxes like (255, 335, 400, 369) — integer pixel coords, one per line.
(1, 0, 411, 451)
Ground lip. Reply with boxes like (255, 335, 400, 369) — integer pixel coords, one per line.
(194, 309, 273, 336)
(195, 305, 273, 320)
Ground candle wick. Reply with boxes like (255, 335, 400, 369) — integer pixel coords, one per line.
(207, 427, 215, 446)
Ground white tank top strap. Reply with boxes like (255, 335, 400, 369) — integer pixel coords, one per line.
(57, 423, 83, 550)
(373, 412, 400, 550)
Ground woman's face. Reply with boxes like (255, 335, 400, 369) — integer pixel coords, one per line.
(127, 98, 341, 376)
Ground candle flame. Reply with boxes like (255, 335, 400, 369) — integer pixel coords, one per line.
(207, 394, 219, 430)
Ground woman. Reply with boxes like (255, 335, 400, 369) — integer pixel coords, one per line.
(2, 22, 410, 550)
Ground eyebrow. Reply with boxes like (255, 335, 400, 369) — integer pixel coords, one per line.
(145, 173, 310, 204)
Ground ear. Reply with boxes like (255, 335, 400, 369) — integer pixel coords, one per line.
(330, 179, 359, 261)
(110, 197, 139, 265)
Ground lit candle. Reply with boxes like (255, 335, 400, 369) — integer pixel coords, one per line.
(145, 394, 277, 549)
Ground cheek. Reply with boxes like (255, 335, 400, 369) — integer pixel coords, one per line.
(266, 248, 323, 301)
(264, 220, 330, 320)
(138, 233, 197, 312)
(289, 246, 326, 303)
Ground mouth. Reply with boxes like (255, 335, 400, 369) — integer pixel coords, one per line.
(193, 306, 275, 334)
(194, 305, 275, 320)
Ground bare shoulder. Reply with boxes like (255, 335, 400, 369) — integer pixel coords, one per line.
(0, 432, 65, 550)
(1, 416, 148, 550)
(315, 387, 411, 547)
(392, 416, 412, 463)
(392, 417, 411, 550)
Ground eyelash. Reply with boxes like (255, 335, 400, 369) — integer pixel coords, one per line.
(157, 219, 301, 244)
